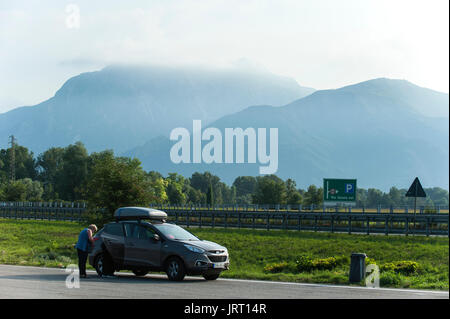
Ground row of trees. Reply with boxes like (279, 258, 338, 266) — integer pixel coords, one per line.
(0, 142, 449, 214)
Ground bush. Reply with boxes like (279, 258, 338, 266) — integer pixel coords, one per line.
(0, 178, 44, 201)
(296, 255, 314, 272)
(365, 257, 377, 265)
(264, 262, 290, 273)
(313, 257, 337, 270)
(380, 271, 411, 287)
(335, 255, 350, 266)
(380, 261, 419, 275)
(296, 255, 339, 272)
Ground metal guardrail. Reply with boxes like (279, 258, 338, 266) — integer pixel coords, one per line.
(0, 202, 448, 236)
(161, 209, 449, 236)
(150, 203, 450, 214)
(0, 204, 85, 222)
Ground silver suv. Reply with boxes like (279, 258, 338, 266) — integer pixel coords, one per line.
(88, 207, 230, 281)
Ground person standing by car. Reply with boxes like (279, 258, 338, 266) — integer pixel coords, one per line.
(75, 224, 97, 278)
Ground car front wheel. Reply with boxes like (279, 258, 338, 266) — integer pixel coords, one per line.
(165, 257, 186, 281)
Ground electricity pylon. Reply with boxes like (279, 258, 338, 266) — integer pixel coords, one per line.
(8, 135, 16, 182)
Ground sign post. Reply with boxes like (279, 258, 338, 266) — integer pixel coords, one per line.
(405, 177, 426, 214)
(323, 178, 357, 207)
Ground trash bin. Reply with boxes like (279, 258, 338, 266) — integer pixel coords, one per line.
(349, 253, 366, 283)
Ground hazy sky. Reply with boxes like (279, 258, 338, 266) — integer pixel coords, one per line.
(0, 0, 448, 113)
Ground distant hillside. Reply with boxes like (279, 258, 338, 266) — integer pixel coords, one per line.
(125, 78, 449, 190)
(0, 64, 314, 154)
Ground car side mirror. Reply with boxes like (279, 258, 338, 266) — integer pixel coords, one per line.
(152, 234, 160, 241)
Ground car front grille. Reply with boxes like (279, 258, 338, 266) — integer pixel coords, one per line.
(208, 250, 225, 254)
(207, 255, 227, 262)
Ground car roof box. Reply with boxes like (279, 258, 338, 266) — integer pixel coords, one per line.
(114, 207, 167, 221)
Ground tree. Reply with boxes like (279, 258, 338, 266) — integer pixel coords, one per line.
(303, 185, 323, 206)
(189, 172, 220, 194)
(0, 180, 27, 201)
(85, 152, 156, 217)
(0, 178, 43, 201)
(232, 176, 257, 197)
(36, 147, 65, 199)
(252, 175, 287, 204)
(206, 182, 215, 206)
(425, 187, 449, 206)
(147, 171, 163, 182)
(367, 188, 384, 207)
(59, 142, 89, 201)
(21, 178, 44, 201)
(189, 171, 230, 205)
(36, 142, 89, 201)
(285, 179, 302, 205)
(236, 193, 253, 205)
(230, 186, 237, 204)
(184, 185, 205, 204)
(213, 182, 230, 204)
(356, 188, 368, 207)
(166, 173, 186, 204)
(0, 145, 37, 180)
(149, 177, 168, 204)
(0, 158, 7, 184)
(388, 187, 402, 206)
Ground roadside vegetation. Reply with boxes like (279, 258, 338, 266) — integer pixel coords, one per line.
(0, 219, 447, 290)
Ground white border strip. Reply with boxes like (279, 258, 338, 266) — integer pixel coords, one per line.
(217, 277, 449, 295)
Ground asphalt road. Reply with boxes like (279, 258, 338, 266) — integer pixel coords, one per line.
(0, 265, 447, 299)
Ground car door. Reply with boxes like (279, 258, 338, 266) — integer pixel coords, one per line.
(123, 223, 140, 266)
(124, 223, 161, 268)
(102, 223, 125, 266)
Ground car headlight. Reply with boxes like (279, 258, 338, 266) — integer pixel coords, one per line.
(184, 244, 205, 253)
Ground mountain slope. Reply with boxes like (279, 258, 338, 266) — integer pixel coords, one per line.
(0, 64, 314, 154)
(125, 78, 449, 190)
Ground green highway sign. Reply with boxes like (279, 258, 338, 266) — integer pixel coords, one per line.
(323, 178, 357, 206)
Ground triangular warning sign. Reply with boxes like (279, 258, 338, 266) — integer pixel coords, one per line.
(405, 177, 426, 198)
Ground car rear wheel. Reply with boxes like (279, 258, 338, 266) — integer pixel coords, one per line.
(203, 274, 220, 280)
(165, 257, 186, 281)
(94, 252, 114, 277)
(132, 269, 149, 277)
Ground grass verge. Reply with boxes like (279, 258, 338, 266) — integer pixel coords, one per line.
(0, 219, 448, 290)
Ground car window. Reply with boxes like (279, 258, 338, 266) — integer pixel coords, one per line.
(124, 223, 155, 240)
(152, 223, 199, 241)
(124, 223, 138, 238)
(105, 223, 124, 237)
(137, 226, 155, 240)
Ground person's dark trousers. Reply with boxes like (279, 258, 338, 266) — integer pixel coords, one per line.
(77, 248, 88, 276)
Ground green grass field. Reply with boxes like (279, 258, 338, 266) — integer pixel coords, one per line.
(0, 219, 448, 290)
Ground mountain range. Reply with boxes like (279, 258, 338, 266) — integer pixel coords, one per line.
(0, 65, 448, 190)
(123, 78, 449, 190)
(0, 65, 313, 154)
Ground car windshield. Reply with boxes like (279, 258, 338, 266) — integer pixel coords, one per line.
(153, 223, 199, 241)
